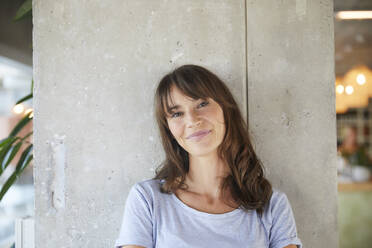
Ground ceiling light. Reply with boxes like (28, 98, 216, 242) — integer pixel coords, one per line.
(345, 85, 354, 95)
(336, 85, 344, 94)
(356, 74, 366, 85)
(336, 11, 372, 20)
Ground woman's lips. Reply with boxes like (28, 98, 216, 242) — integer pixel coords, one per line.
(187, 130, 211, 141)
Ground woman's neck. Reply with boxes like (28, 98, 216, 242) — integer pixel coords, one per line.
(185, 152, 230, 199)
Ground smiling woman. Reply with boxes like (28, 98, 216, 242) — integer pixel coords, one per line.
(165, 87, 225, 158)
(115, 65, 302, 248)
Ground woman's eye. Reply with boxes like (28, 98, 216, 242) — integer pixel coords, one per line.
(198, 101, 209, 108)
(171, 112, 182, 118)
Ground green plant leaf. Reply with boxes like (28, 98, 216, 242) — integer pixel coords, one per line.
(13, 0, 32, 21)
(0, 137, 19, 175)
(19, 154, 33, 175)
(0, 144, 33, 202)
(0, 131, 32, 174)
(0, 137, 14, 149)
(20, 131, 33, 142)
(15, 144, 33, 172)
(0, 153, 33, 202)
(2, 142, 23, 173)
(15, 93, 33, 105)
(9, 112, 32, 137)
(0, 170, 18, 201)
(31, 79, 34, 94)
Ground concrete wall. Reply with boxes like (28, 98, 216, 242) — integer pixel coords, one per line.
(33, 0, 336, 247)
(33, 1, 246, 247)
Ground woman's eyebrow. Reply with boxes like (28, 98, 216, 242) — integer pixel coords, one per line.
(168, 98, 207, 111)
(168, 105, 180, 112)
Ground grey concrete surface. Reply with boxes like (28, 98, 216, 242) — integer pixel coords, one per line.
(33, 0, 337, 247)
(33, 0, 245, 247)
(247, 0, 337, 247)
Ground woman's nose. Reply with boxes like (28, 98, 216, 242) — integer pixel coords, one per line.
(185, 111, 201, 127)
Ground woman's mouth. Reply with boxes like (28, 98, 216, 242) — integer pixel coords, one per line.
(187, 130, 211, 141)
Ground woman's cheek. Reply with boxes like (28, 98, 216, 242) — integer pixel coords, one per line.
(169, 120, 184, 138)
(202, 107, 218, 120)
(210, 105, 224, 124)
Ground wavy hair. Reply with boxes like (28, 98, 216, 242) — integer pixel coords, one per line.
(153, 64, 272, 216)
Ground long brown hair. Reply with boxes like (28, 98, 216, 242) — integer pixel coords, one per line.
(153, 64, 272, 216)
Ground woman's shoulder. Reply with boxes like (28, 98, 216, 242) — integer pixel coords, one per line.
(269, 188, 290, 206)
(135, 178, 164, 189)
(130, 178, 165, 199)
(260, 188, 294, 221)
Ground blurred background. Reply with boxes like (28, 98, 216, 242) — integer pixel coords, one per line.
(335, 1, 372, 248)
(0, 0, 33, 248)
(0, 0, 372, 247)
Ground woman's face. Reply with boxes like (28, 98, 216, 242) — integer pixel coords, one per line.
(165, 86, 226, 157)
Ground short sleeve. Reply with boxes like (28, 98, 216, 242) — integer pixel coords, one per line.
(268, 191, 302, 248)
(115, 183, 154, 248)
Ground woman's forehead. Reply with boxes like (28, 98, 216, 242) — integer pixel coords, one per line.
(167, 86, 211, 105)
(166, 86, 195, 104)
(163, 86, 210, 114)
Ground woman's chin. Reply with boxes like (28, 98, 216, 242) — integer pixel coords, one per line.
(187, 148, 218, 158)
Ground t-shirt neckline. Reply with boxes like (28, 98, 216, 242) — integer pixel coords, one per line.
(170, 191, 243, 219)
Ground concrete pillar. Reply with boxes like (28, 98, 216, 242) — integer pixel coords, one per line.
(247, 0, 337, 247)
(33, 0, 336, 247)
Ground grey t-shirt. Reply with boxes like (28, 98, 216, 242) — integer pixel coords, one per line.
(115, 179, 302, 248)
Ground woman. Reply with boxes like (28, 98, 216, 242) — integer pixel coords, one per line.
(339, 125, 371, 168)
(115, 65, 302, 248)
